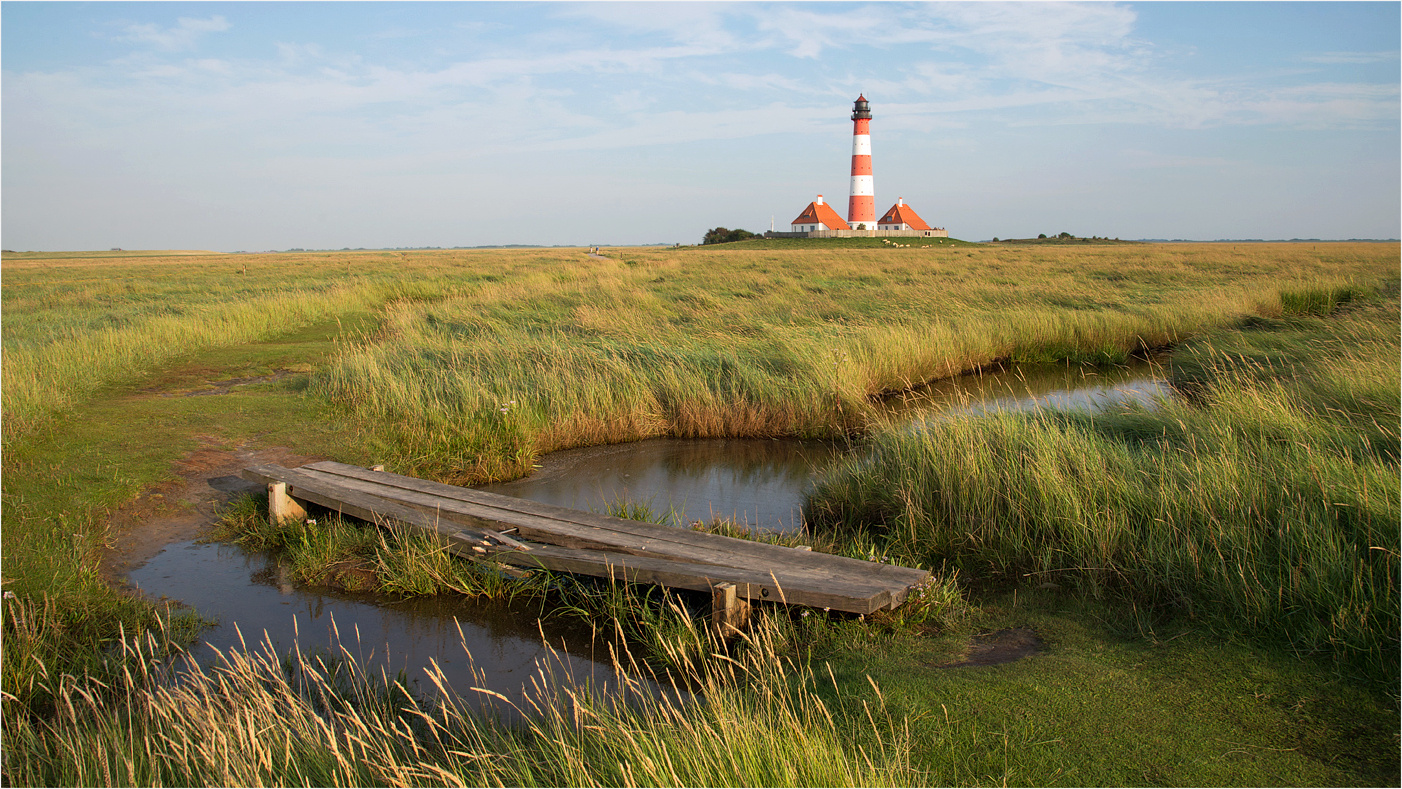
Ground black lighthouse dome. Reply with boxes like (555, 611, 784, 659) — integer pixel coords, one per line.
(851, 94, 871, 120)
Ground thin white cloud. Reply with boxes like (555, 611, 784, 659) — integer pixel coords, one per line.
(552, 3, 741, 51)
(113, 15, 231, 52)
(1303, 51, 1399, 65)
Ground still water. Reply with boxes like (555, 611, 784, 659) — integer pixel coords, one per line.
(128, 540, 620, 710)
(128, 360, 1169, 699)
(481, 360, 1170, 533)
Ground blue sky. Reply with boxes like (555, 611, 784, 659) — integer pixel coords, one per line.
(3, 1, 1398, 250)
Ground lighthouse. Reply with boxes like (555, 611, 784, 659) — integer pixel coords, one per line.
(777, 94, 948, 240)
(847, 94, 875, 230)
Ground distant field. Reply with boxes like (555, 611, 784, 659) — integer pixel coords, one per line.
(1, 249, 221, 261)
(309, 241, 1396, 482)
(5, 243, 1395, 469)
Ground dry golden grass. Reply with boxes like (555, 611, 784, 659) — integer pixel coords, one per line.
(3, 607, 916, 787)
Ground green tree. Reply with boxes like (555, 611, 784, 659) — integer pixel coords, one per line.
(702, 227, 756, 245)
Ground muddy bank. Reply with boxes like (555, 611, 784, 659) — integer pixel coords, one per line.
(98, 440, 325, 586)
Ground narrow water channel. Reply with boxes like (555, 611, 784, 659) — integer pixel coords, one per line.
(128, 359, 1168, 702)
(481, 360, 1170, 532)
(128, 540, 620, 712)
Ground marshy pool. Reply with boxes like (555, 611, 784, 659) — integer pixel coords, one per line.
(481, 359, 1170, 533)
(128, 540, 623, 712)
(127, 359, 1170, 700)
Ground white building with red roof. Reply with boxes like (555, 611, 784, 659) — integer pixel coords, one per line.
(791, 194, 851, 232)
(877, 198, 931, 232)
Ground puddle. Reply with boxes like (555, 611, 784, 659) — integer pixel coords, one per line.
(128, 540, 627, 712)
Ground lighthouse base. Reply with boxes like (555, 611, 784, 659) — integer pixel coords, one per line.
(765, 228, 949, 240)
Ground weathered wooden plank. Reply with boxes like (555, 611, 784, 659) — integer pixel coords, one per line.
(435, 534, 886, 612)
(297, 467, 743, 560)
(245, 462, 924, 613)
(305, 461, 931, 591)
(292, 467, 716, 558)
(241, 464, 483, 543)
(486, 543, 893, 614)
(293, 466, 914, 605)
(308, 468, 897, 604)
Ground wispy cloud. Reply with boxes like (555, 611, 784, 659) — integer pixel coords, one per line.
(1303, 51, 1399, 65)
(112, 15, 231, 52)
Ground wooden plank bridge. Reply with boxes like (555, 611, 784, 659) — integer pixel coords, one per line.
(242, 461, 931, 628)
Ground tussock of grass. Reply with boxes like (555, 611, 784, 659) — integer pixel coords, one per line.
(807, 289, 1401, 679)
(1, 611, 916, 787)
(213, 495, 550, 601)
(0, 594, 205, 720)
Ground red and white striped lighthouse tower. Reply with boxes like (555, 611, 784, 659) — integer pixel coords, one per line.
(847, 94, 875, 229)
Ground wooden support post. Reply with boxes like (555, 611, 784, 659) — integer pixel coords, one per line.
(268, 481, 307, 522)
(711, 582, 750, 637)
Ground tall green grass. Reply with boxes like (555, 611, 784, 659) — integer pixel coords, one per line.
(1, 611, 917, 787)
(1, 251, 505, 442)
(310, 244, 1395, 482)
(5, 245, 1390, 467)
(807, 290, 1400, 679)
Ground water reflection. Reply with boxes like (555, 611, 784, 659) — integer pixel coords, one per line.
(129, 540, 622, 710)
(484, 361, 1169, 533)
(480, 438, 841, 533)
(881, 360, 1172, 422)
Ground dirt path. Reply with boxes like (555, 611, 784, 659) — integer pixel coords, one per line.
(98, 439, 326, 589)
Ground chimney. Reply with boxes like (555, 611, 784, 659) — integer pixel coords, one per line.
(898, 197, 904, 207)
(816, 194, 824, 205)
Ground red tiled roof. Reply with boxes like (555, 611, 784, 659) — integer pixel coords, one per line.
(878, 202, 931, 231)
(792, 200, 851, 230)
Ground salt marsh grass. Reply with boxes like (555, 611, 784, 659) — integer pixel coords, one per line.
(3, 243, 1398, 785)
(309, 242, 1394, 482)
(807, 292, 1401, 678)
(2, 249, 539, 442)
